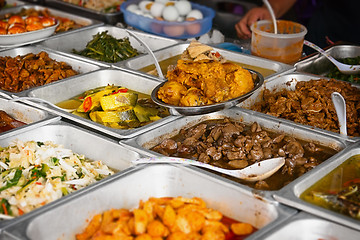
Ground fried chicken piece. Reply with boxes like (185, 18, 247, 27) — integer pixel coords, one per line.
(157, 81, 187, 106)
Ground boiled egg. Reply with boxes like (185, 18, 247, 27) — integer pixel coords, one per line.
(162, 5, 179, 21)
(139, 0, 153, 13)
(175, 0, 192, 16)
(126, 4, 139, 13)
(186, 9, 203, 20)
(155, 0, 169, 4)
(150, 2, 165, 18)
(163, 25, 184, 37)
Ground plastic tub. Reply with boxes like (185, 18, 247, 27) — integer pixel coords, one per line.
(251, 20, 307, 64)
(121, 0, 215, 39)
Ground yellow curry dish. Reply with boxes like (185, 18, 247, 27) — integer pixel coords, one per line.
(157, 40, 255, 107)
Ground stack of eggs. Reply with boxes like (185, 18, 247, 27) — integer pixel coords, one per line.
(121, 0, 215, 38)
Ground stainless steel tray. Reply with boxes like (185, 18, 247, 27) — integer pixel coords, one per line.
(257, 211, 360, 239)
(274, 142, 360, 231)
(0, 45, 104, 96)
(296, 44, 360, 79)
(22, 68, 180, 139)
(40, 25, 180, 66)
(0, 97, 60, 139)
(3, 0, 26, 8)
(0, 120, 142, 228)
(120, 107, 348, 197)
(2, 163, 297, 240)
(45, 0, 123, 25)
(238, 72, 360, 140)
(0, 4, 103, 38)
(117, 42, 295, 80)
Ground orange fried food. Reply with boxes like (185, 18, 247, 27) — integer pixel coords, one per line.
(8, 15, 25, 25)
(7, 25, 26, 34)
(0, 21, 8, 30)
(25, 16, 41, 25)
(76, 197, 255, 240)
(0, 27, 6, 34)
(40, 16, 56, 27)
(26, 22, 44, 31)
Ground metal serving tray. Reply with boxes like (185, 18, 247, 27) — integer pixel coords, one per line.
(118, 42, 295, 80)
(238, 72, 359, 140)
(3, 0, 26, 8)
(22, 68, 180, 139)
(40, 25, 180, 66)
(2, 163, 296, 240)
(0, 97, 60, 139)
(257, 211, 360, 239)
(296, 44, 360, 78)
(0, 4, 103, 37)
(120, 107, 348, 197)
(0, 45, 104, 96)
(273, 142, 360, 231)
(46, 0, 123, 25)
(0, 120, 142, 228)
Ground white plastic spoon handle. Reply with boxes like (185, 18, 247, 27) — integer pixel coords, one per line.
(263, 0, 277, 34)
(331, 92, 347, 136)
(126, 30, 165, 79)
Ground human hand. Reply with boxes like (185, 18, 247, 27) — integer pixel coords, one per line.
(235, 7, 271, 39)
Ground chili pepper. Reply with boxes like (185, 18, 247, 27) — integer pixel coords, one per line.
(343, 178, 360, 187)
(35, 182, 42, 185)
(18, 208, 23, 215)
(111, 88, 128, 95)
(83, 97, 92, 112)
(2, 203, 7, 215)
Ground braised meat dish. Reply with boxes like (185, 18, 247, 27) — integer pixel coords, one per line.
(151, 118, 339, 190)
(0, 110, 25, 133)
(157, 41, 254, 107)
(0, 51, 78, 92)
(252, 79, 360, 137)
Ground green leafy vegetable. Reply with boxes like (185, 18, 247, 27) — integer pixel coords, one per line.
(0, 169, 22, 192)
(326, 56, 360, 83)
(73, 31, 140, 63)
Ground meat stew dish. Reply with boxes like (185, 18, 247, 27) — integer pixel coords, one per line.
(151, 118, 339, 190)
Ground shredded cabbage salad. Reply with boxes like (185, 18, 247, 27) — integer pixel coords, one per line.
(0, 140, 114, 218)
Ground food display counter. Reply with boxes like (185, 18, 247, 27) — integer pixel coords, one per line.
(0, 1, 360, 239)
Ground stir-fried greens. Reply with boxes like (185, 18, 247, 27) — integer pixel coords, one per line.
(73, 31, 139, 63)
(0, 140, 114, 218)
(326, 56, 360, 83)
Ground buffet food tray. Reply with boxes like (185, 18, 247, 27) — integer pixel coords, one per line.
(273, 142, 360, 231)
(237, 72, 359, 140)
(0, 120, 142, 228)
(296, 44, 360, 79)
(45, 0, 123, 25)
(256, 211, 360, 239)
(117, 42, 295, 80)
(1, 163, 297, 240)
(0, 97, 60, 139)
(120, 107, 349, 198)
(40, 25, 180, 66)
(0, 4, 103, 38)
(21, 68, 180, 139)
(0, 45, 105, 96)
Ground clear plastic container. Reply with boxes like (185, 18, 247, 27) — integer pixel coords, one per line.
(250, 20, 307, 64)
(121, 0, 215, 39)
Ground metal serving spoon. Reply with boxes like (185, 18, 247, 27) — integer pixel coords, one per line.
(9, 96, 76, 113)
(331, 92, 347, 136)
(132, 157, 285, 182)
(125, 30, 165, 79)
(304, 40, 360, 74)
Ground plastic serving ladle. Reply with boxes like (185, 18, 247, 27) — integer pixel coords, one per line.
(331, 92, 347, 136)
(132, 157, 285, 182)
(125, 30, 165, 79)
(263, 0, 277, 34)
(304, 40, 360, 74)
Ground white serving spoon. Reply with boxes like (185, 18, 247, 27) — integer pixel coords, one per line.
(331, 92, 347, 136)
(263, 0, 277, 34)
(132, 157, 285, 182)
(304, 40, 360, 74)
(125, 30, 165, 79)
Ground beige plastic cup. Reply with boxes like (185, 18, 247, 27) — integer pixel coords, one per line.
(250, 20, 307, 64)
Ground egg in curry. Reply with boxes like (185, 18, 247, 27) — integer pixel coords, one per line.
(157, 40, 254, 107)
